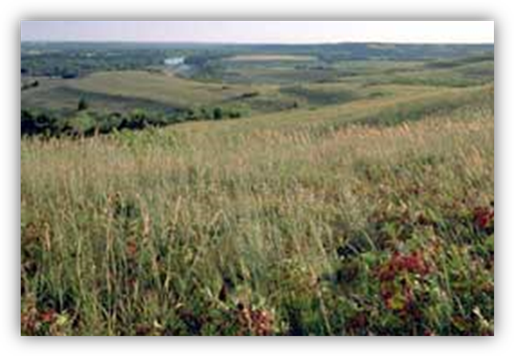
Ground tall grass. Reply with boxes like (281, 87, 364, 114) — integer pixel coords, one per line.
(21, 87, 494, 335)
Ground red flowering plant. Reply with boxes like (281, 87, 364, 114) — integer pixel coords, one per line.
(374, 249, 437, 334)
(231, 302, 275, 336)
(473, 205, 494, 234)
(21, 299, 71, 336)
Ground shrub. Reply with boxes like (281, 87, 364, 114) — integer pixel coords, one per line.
(213, 107, 223, 120)
(20, 105, 245, 138)
(77, 97, 89, 111)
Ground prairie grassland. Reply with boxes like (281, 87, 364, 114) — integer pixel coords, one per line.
(174, 84, 490, 134)
(23, 70, 306, 116)
(64, 71, 253, 108)
(336, 62, 494, 87)
(21, 85, 493, 335)
(21, 55, 493, 114)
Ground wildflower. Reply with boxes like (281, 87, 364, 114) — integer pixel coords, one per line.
(473, 206, 494, 231)
(40, 309, 56, 323)
(251, 309, 274, 336)
(377, 250, 430, 283)
(235, 303, 274, 336)
(376, 249, 433, 317)
(378, 264, 396, 282)
(21, 312, 37, 334)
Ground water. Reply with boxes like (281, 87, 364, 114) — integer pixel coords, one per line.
(164, 57, 185, 66)
(164, 57, 192, 75)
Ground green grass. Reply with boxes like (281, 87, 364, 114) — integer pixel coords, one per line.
(21, 57, 494, 118)
(21, 81, 493, 335)
(279, 84, 361, 106)
(62, 71, 265, 110)
(22, 83, 184, 114)
(21, 71, 299, 115)
(347, 60, 494, 88)
(190, 58, 492, 87)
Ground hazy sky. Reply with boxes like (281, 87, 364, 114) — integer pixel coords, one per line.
(21, 21, 494, 44)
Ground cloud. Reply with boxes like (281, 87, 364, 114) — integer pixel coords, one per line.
(0, 0, 12, 14)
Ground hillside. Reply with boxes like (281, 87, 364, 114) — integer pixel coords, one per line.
(20, 38, 494, 336)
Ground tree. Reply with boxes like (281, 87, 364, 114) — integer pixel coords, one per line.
(213, 107, 223, 120)
(77, 97, 88, 111)
(21, 109, 36, 136)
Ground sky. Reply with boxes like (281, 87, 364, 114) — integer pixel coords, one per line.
(21, 21, 494, 44)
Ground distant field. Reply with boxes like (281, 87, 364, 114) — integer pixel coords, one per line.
(22, 71, 292, 114)
(205, 56, 493, 86)
(65, 71, 250, 108)
(20, 69, 386, 114)
(21, 56, 494, 113)
(225, 54, 316, 62)
(21, 78, 183, 114)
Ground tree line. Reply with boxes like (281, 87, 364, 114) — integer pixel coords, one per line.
(21, 99, 243, 138)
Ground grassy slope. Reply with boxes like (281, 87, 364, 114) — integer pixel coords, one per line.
(203, 57, 492, 86)
(21, 82, 493, 335)
(174, 84, 490, 136)
(21, 57, 493, 115)
(64, 71, 249, 108)
(22, 71, 296, 115)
